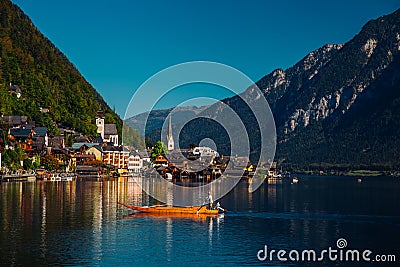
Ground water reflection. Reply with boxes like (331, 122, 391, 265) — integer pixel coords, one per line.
(166, 218, 172, 261)
(0, 177, 399, 266)
(40, 183, 47, 260)
(1, 180, 261, 265)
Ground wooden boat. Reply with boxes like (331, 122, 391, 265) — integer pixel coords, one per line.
(122, 212, 221, 221)
(118, 201, 225, 215)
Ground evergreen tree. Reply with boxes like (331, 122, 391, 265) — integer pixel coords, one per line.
(151, 141, 167, 159)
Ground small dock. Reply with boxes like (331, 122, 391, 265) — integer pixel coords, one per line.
(1, 173, 36, 182)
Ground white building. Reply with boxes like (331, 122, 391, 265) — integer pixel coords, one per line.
(104, 124, 118, 145)
(128, 151, 143, 173)
(192, 146, 219, 157)
(102, 146, 129, 170)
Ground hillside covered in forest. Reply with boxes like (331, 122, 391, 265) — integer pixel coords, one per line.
(0, 0, 121, 135)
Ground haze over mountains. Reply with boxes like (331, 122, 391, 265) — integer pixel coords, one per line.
(125, 105, 209, 135)
(127, 8, 400, 170)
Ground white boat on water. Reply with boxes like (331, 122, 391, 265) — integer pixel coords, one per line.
(47, 173, 74, 182)
(165, 173, 173, 181)
(50, 174, 61, 181)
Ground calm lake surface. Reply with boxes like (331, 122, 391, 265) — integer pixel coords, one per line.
(0, 176, 399, 266)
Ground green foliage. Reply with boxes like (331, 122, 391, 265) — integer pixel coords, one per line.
(2, 147, 20, 170)
(64, 133, 74, 147)
(41, 154, 59, 171)
(122, 124, 145, 149)
(33, 155, 40, 169)
(14, 144, 25, 161)
(0, 0, 122, 136)
(151, 141, 167, 159)
(22, 157, 32, 170)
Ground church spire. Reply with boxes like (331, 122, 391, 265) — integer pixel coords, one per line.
(96, 109, 105, 139)
(167, 116, 174, 151)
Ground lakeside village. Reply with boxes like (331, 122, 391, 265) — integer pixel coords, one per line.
(0, 110, 282, 183)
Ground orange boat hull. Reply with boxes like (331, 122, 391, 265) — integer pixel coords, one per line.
(118, 202, 223, 215)
(123, 212, 216, 221)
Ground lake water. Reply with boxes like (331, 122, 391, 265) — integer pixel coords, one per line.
(0, 176, 399, 266)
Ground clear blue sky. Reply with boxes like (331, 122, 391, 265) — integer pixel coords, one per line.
(11, 0, 400, 117)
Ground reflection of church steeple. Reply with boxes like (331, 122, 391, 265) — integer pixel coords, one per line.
(167, 116, 174, 151)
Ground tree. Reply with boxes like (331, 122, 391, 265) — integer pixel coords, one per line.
(0, 1, 123, 137)
(23, 158, 33, 170)
(151, 141, 167, 159)
(33, 155, 40, 169)
(65, 133, 74, 147)
(122, 124, 145, 149)
(41, 154, 59, 171)
(15, 144, 26, 163)
(2, 148, 21, 171)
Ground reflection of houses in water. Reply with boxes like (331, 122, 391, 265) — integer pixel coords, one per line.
(118, 177, 145, 205)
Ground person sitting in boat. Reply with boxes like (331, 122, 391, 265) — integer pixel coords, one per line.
(208, 192, 213, 209)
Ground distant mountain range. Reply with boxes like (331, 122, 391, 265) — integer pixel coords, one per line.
(0, 0, 121, 136)
(125, 105, 209, 135)
(126, 8, 400, 170)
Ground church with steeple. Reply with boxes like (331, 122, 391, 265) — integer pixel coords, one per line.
(166, 116, 174, 151)
(96, 110, 118, 146)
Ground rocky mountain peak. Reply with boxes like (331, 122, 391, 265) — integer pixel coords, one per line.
(128, 8, 400, 168)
